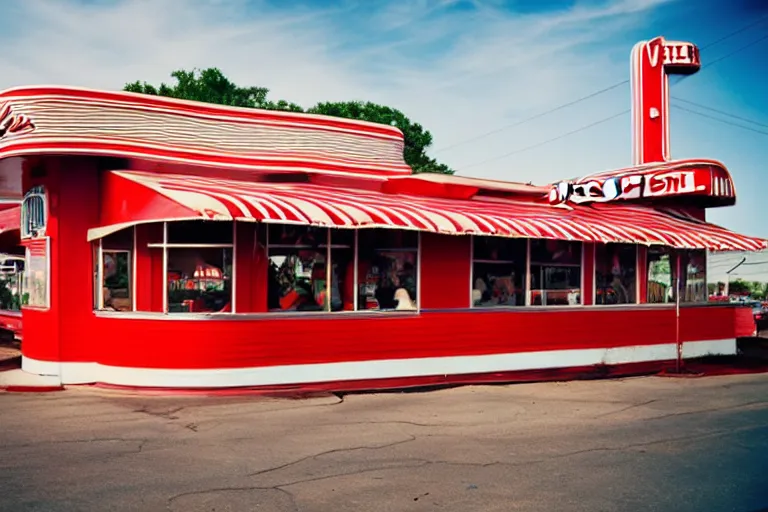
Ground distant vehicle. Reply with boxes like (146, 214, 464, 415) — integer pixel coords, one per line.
(747, 301, 768, 333)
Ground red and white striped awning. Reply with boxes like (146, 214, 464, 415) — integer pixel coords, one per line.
(0, 205, 20, 234)
(89, 170, 767, 252)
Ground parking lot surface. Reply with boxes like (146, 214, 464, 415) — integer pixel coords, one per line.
(1, 374, 767, 511)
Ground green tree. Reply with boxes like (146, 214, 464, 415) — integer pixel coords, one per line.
(124, 68, 453, 174)
(729, 279, 752, 295)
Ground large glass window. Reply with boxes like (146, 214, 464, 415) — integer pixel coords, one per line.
(680, 249, 707, 303)
(357, 229, 418, 311)
(267, 225, 333, 312)
(163, 221, 233, 313)
(646, 247, 675, 304)
(595, 243, 637, 305)
(95, 227, 134, 312)
(529, 240, 582, 306)
(472, 236, 526, 307)
(0, 254, 24, 311)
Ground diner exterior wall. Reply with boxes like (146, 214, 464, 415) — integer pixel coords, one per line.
(16, 157, 749, 387)
(20, 305, 747, 387)
(20, 157, 100, 365)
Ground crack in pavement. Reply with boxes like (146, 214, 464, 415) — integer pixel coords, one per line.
(641, 399, 768, 422)
(246, 435, 417, 478)
(595, 399, 658, 418)
(4, 437, 147, 450)
(167, 485, 299, 512)
(250, 424, 768, 489)
(334, 420, 461, 428)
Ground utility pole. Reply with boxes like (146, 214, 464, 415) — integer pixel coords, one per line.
(724, 256, 747, 297)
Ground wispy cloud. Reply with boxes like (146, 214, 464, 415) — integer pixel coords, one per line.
(0, 0, 671, 158)
(4, 0, 764, 245)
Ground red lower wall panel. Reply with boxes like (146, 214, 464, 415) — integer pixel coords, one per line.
(734, 306, 756, 338)
(69, 305, 744, 370)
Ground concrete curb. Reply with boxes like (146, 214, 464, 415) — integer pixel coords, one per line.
(0, 369, 63, 392)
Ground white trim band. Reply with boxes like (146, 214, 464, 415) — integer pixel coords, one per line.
(20, 339, 737, 389)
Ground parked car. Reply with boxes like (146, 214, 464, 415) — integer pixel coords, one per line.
(748, 301, 768, 333)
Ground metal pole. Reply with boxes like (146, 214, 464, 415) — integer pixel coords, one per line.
(725, 256, 746, 297)
(353, 230, 359, 311)
(675, 253, 682, 373)
(326, 228, 332, 312)
(162, 222, 168, 313)
(231, 221, 237, 313)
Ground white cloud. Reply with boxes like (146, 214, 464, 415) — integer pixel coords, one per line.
(0, 0, 665, 150)
(3, 0, 763, 249)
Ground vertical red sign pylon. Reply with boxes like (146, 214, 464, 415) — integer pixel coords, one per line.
(630, 37, 701, 165)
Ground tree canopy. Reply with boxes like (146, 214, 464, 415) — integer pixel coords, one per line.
(124, 68, 453, 174)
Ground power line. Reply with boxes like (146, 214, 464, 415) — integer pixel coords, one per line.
(671, 104, 768, 136)
(434, 15, 768, 155)
(675, 32, 768, 85)
(671, 97, 768, 129)
(696, 13, 768, 50)
(458, 29, 768, 169)
(460, 110, 628, 170)
(433, 81, 628, 154)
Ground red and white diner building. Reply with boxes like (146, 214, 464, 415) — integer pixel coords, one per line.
(0, 36, 765, 391)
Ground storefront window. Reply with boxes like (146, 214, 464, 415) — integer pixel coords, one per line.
(647, 247, 675, 304)
(595, 243, 637, 305)
(472, 236, 526, 307)
(167, 248, 232, 312)
(96, 227, 134, 312)
(0, 255, 24, 311)
(681, 249, 707, 303)
(267, 225, 331, 312)
(164, 221, 233, 313)
(357, 229, 418, 311)
(529, 240, 581, 306)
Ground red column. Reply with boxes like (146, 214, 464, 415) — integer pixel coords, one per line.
(582, 243, 595, 306)
(637, 246, 648, 304)
(135, 223, 163, 312)
(234, 222, 268, 313)
(419, 233, 471, 309)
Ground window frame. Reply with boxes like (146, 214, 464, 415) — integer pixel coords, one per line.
(149, 221, 237, 314)
(592, 243, 639, 306)
(680, 248, 707, 304)
(646, 246, 677, 304)
(20, 185, 47, 240)
(266, 225, 421, 314)
(469, 235, 528, 308)
(527, 239, 583, 307)
(94, 226, 137, 312)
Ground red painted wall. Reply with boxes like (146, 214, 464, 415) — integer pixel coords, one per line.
(134, 223, 164, 312)
(21, 158, 101, 362)
(582, 243, 595, 305)
(637, 246, 648, 303)
(84, 305, 742, 370)
(420, 233, 471, 309)
(234, 222, 268, 313)
(18, 157, 749, 375)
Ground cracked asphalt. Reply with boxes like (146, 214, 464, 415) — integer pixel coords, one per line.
(1, 374, 767, 512)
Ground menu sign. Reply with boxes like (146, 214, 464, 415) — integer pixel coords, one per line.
(23, 237, 50, 308)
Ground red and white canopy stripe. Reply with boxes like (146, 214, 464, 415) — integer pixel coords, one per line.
(90, 170, 767, 252)
(0, 205, 20, 234)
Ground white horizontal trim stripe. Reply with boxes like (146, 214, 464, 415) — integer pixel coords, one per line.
(18, 339, 737, 388)
(1, 87, 404, 139)
(1, 91, 411, 176)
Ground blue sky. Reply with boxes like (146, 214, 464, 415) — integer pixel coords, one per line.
(1, 0, 766, 279)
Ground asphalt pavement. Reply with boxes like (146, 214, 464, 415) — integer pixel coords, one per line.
(1, 374, 767, 512)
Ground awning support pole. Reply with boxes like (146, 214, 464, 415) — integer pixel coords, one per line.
(675, 252, 682, 373)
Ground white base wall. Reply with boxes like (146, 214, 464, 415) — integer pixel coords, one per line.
(19, 339, 737, 389)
